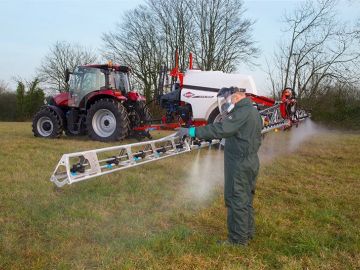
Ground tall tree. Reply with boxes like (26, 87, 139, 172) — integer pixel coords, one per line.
(103, 6, 164, 101)
(102, 0, 258, 99)
(38, 41, 97, 92)
(147, 0, 194, 71)
(0, 80, 9, 94)
(268, 0, 360, 98)
(189, 0, 258, 71)
(15, 79, 45, 120)
(25, 78, 45, 118)
(16, 81, 26, 121)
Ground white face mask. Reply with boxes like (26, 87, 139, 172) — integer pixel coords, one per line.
(226, 96, 234, 112)
(218, 92, 235, 114)
(226, 103, 234, 112)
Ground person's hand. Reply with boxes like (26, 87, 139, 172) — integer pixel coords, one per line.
(175, 128, 189, 139)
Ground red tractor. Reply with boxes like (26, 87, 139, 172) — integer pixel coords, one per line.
(32, 63, 151, 142)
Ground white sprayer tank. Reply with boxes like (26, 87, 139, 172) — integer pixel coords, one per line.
(180, 69, 257, 121)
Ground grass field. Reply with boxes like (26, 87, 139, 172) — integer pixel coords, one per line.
(0, 122, 359, 269)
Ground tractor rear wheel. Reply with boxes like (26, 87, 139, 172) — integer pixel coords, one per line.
(32, 107, 63, 138)
(135, 101, 152, 125)
(128, 101, 152, 128)
(86, 98, 129, 142)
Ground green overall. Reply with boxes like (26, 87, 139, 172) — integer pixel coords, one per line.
(195, 98, 262, 243)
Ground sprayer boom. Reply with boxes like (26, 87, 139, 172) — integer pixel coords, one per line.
(50, 104, 309, 187)
(50, 135, 220, 187)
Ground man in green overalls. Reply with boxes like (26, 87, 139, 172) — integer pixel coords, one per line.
(176, 87, 262, 246)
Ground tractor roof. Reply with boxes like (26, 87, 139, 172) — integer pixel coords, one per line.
(81, 64, 131, 73)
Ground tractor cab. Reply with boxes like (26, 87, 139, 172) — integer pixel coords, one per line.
(66, 64, 131, 107)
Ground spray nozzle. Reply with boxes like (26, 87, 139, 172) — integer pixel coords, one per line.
(156, 147, 167, 154)
(134, 151, 146, 159)
(192, 140, 201, 147)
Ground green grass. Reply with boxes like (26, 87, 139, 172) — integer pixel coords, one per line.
(0, 122, 359, 269)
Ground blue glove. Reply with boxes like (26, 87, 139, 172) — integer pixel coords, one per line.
(175, 127, 196, 138)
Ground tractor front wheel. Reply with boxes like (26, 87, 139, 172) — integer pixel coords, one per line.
(32, 107, 63, 138)
(86, 98, 129, 142)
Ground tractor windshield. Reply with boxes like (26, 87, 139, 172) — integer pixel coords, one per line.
(109, 71, 130, 93)
(68, 67, 106, 106)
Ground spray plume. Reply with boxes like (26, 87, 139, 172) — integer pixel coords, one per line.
(182, 120, 325, 202)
